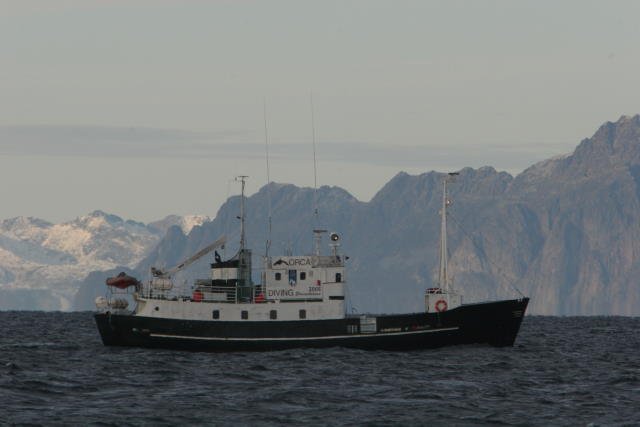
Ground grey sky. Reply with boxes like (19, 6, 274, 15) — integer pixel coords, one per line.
(1, 1, 639, 222)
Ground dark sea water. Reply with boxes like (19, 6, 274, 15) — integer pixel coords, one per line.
(0, 313, 638, 426)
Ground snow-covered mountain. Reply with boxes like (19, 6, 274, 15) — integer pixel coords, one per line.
(0, 211, 207, 310)
(149, 214, 210, 236)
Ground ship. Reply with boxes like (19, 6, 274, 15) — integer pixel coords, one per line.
(95, 175, 529, 352)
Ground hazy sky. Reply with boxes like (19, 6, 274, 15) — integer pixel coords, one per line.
(1, 0, 639, 223)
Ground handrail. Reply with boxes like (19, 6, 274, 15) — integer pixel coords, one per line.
(140, 282, 267, 304)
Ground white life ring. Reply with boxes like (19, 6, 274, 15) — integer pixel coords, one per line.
(435, 299, 448, 312)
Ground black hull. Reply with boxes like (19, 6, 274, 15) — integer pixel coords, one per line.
(95, 298, 529, 352)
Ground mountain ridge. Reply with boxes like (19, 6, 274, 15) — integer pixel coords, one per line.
(102, 114, 640, 316)
(5, 114, 640, 315)
(0, 212, 207, 310)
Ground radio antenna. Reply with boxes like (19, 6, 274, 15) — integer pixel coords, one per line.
(310, 92, 319, 225)
(263, 97, 272, 257)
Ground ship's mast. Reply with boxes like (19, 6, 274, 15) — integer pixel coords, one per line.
(313, 229, 327, 256)
(237, 175, 248, 252)
(438, 173, 458, 290)
(310, 93, 325, 256)
(235, 175, 252, 292)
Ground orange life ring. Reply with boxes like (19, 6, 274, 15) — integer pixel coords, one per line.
(435, 299, 448, 312)
(192, 290, 203, 302)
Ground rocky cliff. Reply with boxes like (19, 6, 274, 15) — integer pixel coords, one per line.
(127, 115, 640, 316)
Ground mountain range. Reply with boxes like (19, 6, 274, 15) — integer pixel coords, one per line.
(0, 212, 207, 310)
(4, 115, 640, 315)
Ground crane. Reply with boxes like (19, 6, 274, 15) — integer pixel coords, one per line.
(151, 235, 227, 279)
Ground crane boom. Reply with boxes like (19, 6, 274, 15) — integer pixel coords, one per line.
(152, 235, 226, 278)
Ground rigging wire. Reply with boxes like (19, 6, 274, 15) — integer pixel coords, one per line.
(310, 92, 319, 226)
(263, 97, 272, 257)
(448, 213, 526, 298)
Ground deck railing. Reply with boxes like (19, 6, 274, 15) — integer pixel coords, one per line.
(141, 281, 266, 304)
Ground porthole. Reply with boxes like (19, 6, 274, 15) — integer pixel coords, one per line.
(299, 309, 306, 319)
(241, 310, 248, 320)
(270, 310, 277, 320)
(212, 310, 220, 319)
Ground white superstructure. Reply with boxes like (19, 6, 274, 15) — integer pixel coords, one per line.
(132, 234, 346, 321)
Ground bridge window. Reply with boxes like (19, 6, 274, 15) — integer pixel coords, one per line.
(212, 310, 220, 319)
(299, 309, 306, 319)
(270, 310, 277, 320)
(241, 310, 248, 320)
(275, 272, 281, 281)
(335, 272, 342, 283)
(300, 272, 306, 280)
